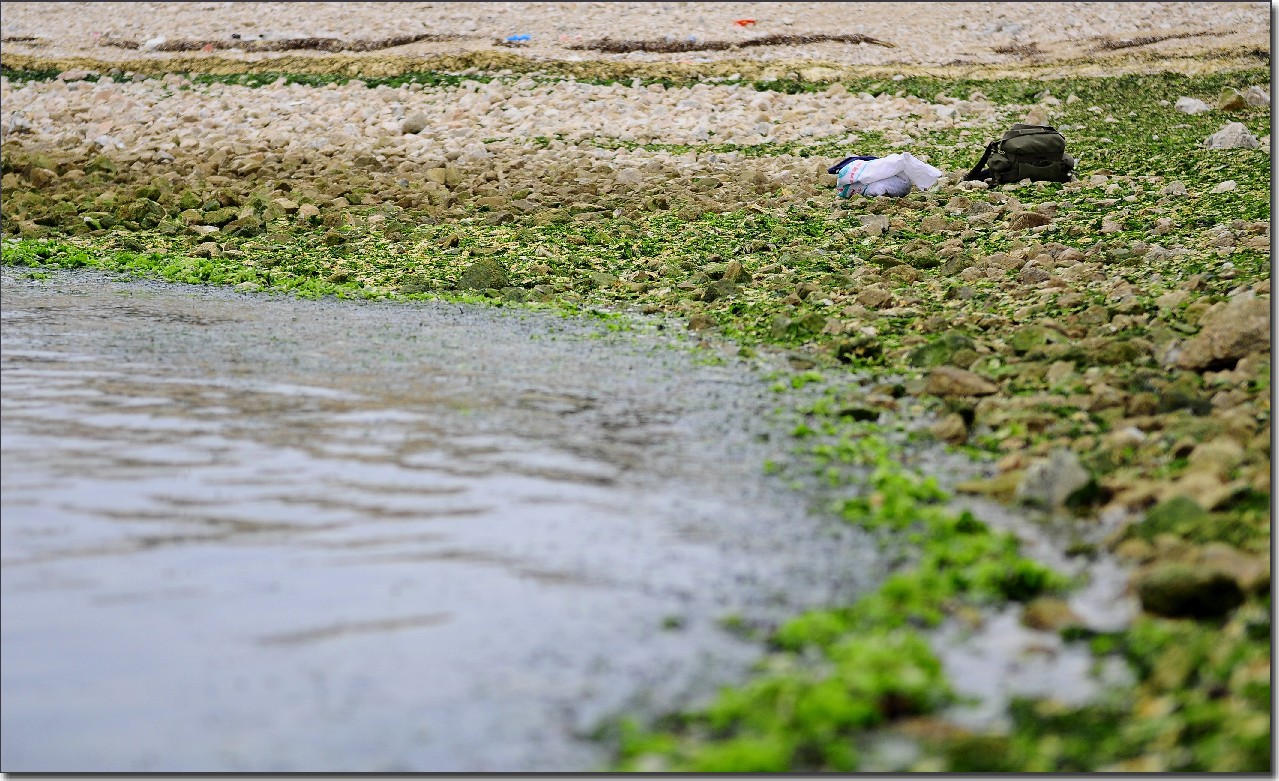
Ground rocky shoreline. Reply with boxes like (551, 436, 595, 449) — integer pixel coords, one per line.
(1, 1, 1271, 772)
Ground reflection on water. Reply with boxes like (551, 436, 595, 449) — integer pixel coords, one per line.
(1, 270, 878, 772)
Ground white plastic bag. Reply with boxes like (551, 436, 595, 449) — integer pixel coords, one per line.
(835, 152, 943, 197)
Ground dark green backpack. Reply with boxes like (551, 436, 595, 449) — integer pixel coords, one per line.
(964, 124, 1075, 184)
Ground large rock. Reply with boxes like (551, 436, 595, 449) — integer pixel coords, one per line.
(225, 214, 263, 238)
(1197, 543, 1270, 594)
(857, 283, 893, 309)
(1215, 88, 1248, 111)
(27, 167, 57, 188)
(1007, 211, 1052, 230)
(117, 198, 165, 229)
(923, 366, 998, 397)
(1128, 495, 1208, 541)
(1135, 563, 1244, 618)
(700, 278, 738, 302)
(1173, 293, 1270, 370)
(908, 331, 975, 368)
(457, 257, 509, 291)
(930, 412, 968, 445)
(859, 214, 889, 236)
(1204, 122, 1261, 150)
(1173, 96, 1211, 115)
(1015, 448, 1092, 509)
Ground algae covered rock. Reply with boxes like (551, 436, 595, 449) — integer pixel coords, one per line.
(117, 198, 165, 228)
(1128, 496, 1209, 541)
(909, 332, 976, 368)
(201, 207, 239, 227)
(225, 214, 264, 238)
(1135, 562, 1244, 618)
(457, 257, 510, 291)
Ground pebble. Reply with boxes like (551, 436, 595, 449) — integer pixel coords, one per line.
(400, 112, 429, 134)
(0, 74, 1002, 174)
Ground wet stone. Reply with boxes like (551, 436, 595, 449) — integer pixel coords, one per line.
(457, 257, 510, 290)
(1015, 448, 1092, 510)
(1135, 563, 1244, 618)
(923, 366, 998, 397)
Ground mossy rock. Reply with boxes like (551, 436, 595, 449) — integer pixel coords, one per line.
(457, 257, 510, 290)
(585, 271, 618, 289)
(909, 332, 976, 368)
(225, 215, 264, 238)
(941, 734, 1019, 772)
(700, 278, 738, 302)
(85, 155, 116, 174)
(34, 201, 79, 227)
(1135, 563, 1244, 618)
(116, 235, 147, 252)
(176, 191, 203, 211)
(1128, 496, 1209, 542)
(938, 255, 974, 276)
(398, 274, 434, 294)
(133, 185, 163, 202)
(17, 220, 47, 238)
(834, 335, 882, 363)
(1087, 339, 1151, 366)
(790, 311, 828, 336)
(201, 207, 239, 227)
(1009, 326, 1052, 355)
(1157, 376, 1212, 414)
(80, 211, 116, 230)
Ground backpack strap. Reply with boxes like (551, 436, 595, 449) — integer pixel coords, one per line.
(963, 140, 999, 182)
(1003, 125, 1059, 139)
(827, 155, 878, 175)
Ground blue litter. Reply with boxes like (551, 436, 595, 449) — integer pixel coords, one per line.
(506, 34, 531, 42)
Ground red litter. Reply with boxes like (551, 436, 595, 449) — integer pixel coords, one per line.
(733, 18, 756, 27)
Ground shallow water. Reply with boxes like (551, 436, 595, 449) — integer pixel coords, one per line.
(0, 268, 882, 772)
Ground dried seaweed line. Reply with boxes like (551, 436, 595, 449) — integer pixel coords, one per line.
(95, 33, 457, 54)
(567, 32, 894, 54)
(96, 36, 140, 50)
(740, 33, 894, 49)
(1096, 31, 1210, 50)
(992, 42, 1043, 56)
